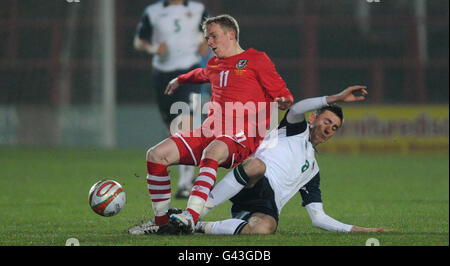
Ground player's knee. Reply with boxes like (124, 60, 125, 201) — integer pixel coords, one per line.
(146, 147, 169, 165)
(202, 141, 229, 164)
(146, 139, 180, 166)
(242, 158, 266, 188)
(243, 158, 266, 177)
(247, 216, 276, 235)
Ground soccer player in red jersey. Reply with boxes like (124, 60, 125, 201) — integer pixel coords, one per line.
(129, 14, 293, 235)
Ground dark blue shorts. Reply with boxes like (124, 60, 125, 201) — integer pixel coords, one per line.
(153, 64, 201, 126)
(230, 177, 279, 223)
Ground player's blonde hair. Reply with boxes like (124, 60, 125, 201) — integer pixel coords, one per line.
(202, 14, 240, 42)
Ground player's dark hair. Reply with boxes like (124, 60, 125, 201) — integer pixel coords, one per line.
(315, 104, 344, 124)
(202, 14, 240, 42)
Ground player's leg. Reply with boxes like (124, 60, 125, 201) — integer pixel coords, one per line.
(170, 113, 196, 199)
(240, 213, 277, 234)
(171, 139, 229, 228)
(243, 158, 267, 188)
(152, 68, 196, 199)
(196, 218, 248, 235)
(170, 134, 260, 233)
(196, 213, 277, 235)
(128, 138, 183, 235)
(145, 138, 181, 226)
(146, 128, 203, 232)
(199, 157, 266, 219)
(198, 212, 276, 234)
(197, 175, 278, 235)
(169, 83, 202, 199)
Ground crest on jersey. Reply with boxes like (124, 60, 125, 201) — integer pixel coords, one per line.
(236, 59, 248, 69)
(301, 160, 310, 173)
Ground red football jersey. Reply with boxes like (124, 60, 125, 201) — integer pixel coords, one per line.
(177, 48, 293, 152)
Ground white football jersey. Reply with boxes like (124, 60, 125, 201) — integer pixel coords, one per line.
(254, 116, 319, 216)
(137, 1, 207, 71)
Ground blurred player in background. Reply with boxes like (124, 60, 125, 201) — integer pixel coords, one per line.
(129, 14, 293, 235)
(195, 86, 392, 234)
(134, 0, 209, 199)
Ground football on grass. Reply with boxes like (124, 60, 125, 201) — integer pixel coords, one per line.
(89, 180, 126, 217)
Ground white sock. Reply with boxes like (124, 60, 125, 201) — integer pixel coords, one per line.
(202, 219, 248, 235)
(210, 170, 245, 206)
(198, 170, 245, 219)
(178, 165, 195, 188)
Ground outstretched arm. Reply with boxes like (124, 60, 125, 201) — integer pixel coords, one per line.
(305, 202, 392, 233)
(305, 202, 353, 232)
(287, 85, 368, 124)
(325, 85, 368, 104)
(301, 174, 391, 233)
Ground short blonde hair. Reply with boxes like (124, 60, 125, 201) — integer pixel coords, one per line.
(202, 14, 240, 42)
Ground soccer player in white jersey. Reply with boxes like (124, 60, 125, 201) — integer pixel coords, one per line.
(134, 0, 208, 198)
(195, 85, 392, 234)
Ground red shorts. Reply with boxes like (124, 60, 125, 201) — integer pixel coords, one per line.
(169, 127, 256, 169)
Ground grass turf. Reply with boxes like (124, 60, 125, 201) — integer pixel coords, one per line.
(0, 147, 448, 246)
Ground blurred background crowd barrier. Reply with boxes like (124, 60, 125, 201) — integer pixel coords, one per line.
(0, 0, 448, 153)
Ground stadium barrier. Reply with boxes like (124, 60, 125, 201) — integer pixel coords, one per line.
(1, 104, 448, 153)
(308, 105, 449, 153)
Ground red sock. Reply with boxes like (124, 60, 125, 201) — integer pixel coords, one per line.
(187, 158, 219, 223)
(146, 161, 171, 226)
(187, 208, 200, 224)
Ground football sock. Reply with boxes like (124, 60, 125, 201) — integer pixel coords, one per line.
(146, 161, 171, 225)
(201, 219, 248, 235)
(198, 164, 248, 219)
(178, 165, 195, 189)
(233, 163, 250, 186)
(186, 158, 219, 223)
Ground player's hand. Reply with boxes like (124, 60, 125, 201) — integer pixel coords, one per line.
(165, 77, 179, 95)
(350, 226, 393, 233)
(274, 96, 293, 110)
(327, 85, 368, 103)
(157, 42, 167, 55)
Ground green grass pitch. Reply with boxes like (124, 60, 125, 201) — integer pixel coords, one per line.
(0, 147, 448, 246)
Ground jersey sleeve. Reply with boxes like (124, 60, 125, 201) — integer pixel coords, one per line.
(178, 67, 209, 84)
(305, 202, 353, 232)
(278, 110, 308, 136)
(286, 96, 328, 124)
(256, 53, 293, 102)
(299, 172, 322, 207)
(136, 10, 152, 41)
